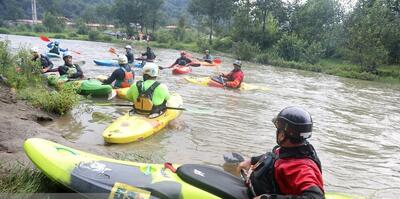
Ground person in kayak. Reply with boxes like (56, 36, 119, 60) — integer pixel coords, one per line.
(102, 54, 134, 88)
(141, 47, 156, 61)
(237, 106, 324, 199)
(58, 51, 84, 79)
(203, 49, 213, 63)
(213, 60, 244, 89)
(125, 45, 134, 64)
(167, 51, 193, 68)
(47, 40, 67, 55)
(31, 47, 54, 73)
(126, 63, 170, 118)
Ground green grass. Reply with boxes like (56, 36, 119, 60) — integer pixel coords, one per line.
(0, 164, 62, 193)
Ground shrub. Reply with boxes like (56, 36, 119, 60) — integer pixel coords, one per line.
(33, 24, 47, 33)
(0, 28, 10, 34)
(68, 32, 78, 38)
(273, 33, 306, 62)
(102, 35, 113, 42)
(303, 42, 325, 64)
(196, 38, 211, 52)
(153, 30, 175, 44)
(212, 36, 233, 51)
(76, 20, 89, 35)
(232, 40, 261, 61)
(88, 30, 101, 41)
(53, 34, 66, 39)
(256, 53, 269, 64)
(43, 12, 66, 33)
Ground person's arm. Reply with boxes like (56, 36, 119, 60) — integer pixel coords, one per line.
(58, 65, 68, 76)
(168, 59, 179, 68)
(59, 48, 68, 52)
(225, 73, 243, 88)
(47, 42, 53, 48)
(103, 69, 122, 85)
(254, 186, 323, 199)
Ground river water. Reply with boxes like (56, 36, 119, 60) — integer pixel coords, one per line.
(2, 34, 400, 198)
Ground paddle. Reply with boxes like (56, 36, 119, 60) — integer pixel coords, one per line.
(39, 35, 81, 55)
(43, 61, 86, 73)
(108, 47, 117, 55)
(95, 103, 186, 111)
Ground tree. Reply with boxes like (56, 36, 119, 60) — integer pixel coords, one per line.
(42, 12, 65, 33)
(189, 0, 235, 44)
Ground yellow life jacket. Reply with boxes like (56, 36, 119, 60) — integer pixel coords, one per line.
(134, 81, 160, 115)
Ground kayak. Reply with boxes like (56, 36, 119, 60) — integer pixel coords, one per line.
(47, 75, 112, 97)
(94, 59, 143, 68)
(103, 93, 183, 143)
(196, 61, 220, 67)
(115, 87, 130, 100)
(46, 52, 61, 58)
(172, 65, 192, 75)
(79, 79, 113, 97)
(136, 57, 155, 62)
(184, 76, 269, 91)
(24, 138, 361, 199)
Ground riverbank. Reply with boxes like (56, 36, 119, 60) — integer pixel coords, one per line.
(1, 30, 399, 84)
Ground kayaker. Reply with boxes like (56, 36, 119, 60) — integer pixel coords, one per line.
(141, 47, 156, 61)
(125, 45, 134, 64)
(214, 60, 244, 89)
(47, 40, 67, 55)
(167, 51, 193, 68)
(237, 106, 324, 199)
(126, 63, 170, 118)
(58, 51, 84, 79)
(203, 49, 213, 63)
(102, 54, 134, 88)
(31, 47, 54, 73)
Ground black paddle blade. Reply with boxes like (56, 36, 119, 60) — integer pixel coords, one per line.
(223, 152, 244, 164)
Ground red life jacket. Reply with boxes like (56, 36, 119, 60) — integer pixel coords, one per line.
(119, 67, 134, 88)
(227, 69, 244, 88)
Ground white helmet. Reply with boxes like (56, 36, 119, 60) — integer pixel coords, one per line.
(31, 47, 39, 53)
(63, 51, 72, 58)
(142, 63, 159, 77)
(118, 54, 128, 64)
(125, 45, 132, 49)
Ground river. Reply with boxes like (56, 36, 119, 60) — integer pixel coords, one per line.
(2, 34, 400, 198)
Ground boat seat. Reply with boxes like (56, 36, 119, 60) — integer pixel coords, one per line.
(176, 164, 249, 199)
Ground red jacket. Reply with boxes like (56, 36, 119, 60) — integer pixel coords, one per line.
(224, 69, 244, 88)
(274, 157, 324, 195)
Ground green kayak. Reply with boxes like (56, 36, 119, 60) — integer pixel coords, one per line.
(47, 75, 112, 97)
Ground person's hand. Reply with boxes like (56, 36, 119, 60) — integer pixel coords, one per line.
(237, 159, 251, 173)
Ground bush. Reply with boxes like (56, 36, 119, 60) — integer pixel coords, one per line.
(256, 53, 269, 64)
(68, 32, 78, 38)
(232, 40, 261, 61)
(153, 30, 175, 44)
(76, 20, 89, 35)
(0, 27, 10, 34)
(212, 36, 233, 51)
(43, 12, 66, 33)
(102, 35, 113, 42)
(303, 42, 325, 64)
(196, 38, 211, 52)
(273, 33, 306, 62)
(88, 30, 101, 41)
(33, 24, 47, 33)
(53, 34, 66, 39)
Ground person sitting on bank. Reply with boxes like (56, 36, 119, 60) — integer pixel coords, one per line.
(47, 40, 67, 55)
(126, 63, 170, 118)
(213, 60, 244, 89)
(237, 106, 324, 199)
(141, 47, 156, 61)
(58, 51, 84, 79)
(31, 47, 53, 73)
(167, 51, 193, 68)
(102, 55, 134, 88)
(125, 45, 134, 64)
(203, 49, 213, 63)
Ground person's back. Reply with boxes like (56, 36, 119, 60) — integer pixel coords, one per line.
(125, 45, 134, 64)
(103, 55, 134, 88)
(126, 63, 170, 116)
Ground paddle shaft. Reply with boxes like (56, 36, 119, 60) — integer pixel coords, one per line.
(98, 103, 186, 111)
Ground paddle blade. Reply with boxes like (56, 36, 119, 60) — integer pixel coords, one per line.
(213, 58, 222, 65)
(71, 50, 81, 55)
(40, 35, 50, 42)
(108, 47, 117, 55)
(107, 90, 117, 100)
(223, 152, 245, 164)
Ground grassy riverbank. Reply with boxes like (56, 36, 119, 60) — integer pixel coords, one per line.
(2, 28, 399, 84)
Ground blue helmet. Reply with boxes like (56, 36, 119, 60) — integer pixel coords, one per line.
(62, 51, 72, 59)
(54, 40, 60, 45)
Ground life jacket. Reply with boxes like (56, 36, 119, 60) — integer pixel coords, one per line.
(247, 144, 321, 197)
(118, 67, 134, 88)
(133, 81, 161, 115)
(49, 46, 60, 54)
(227, 69, 244, 88)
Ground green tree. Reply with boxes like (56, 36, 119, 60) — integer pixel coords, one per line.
(42, 12, 66, 33)
(189, 0, 235, 44)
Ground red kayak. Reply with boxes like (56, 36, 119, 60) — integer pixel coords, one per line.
(172, 65, 192, 75)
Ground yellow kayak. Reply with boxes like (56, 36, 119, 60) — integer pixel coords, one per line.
(184, 76, 269, 91)
(114, 87, 130, 100)
(24, 138, 364, 199)
(103, 93, 183, 143)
